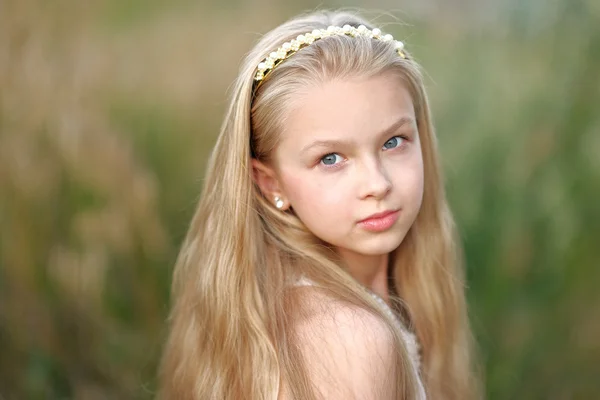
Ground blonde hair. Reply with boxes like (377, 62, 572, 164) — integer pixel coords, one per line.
(158, 9, 479, 399)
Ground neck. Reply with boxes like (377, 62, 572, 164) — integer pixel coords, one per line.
(337, 249, 391, 303)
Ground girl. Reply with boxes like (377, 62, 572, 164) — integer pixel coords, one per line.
(158, 9, 478, 400)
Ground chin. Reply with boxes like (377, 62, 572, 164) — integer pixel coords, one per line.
(352, 231, 407, 256)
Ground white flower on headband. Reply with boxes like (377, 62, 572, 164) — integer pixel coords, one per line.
(254, 24, 406, 84)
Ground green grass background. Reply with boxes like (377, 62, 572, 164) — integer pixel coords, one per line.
(1, 0, 599, 398)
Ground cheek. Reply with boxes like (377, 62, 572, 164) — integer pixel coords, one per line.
(406, 149, 425, 208)
(391, 147, 424, 207)
(281, 172, 350, 223)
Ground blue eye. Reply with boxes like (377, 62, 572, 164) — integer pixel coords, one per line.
(383, 136, 404, 150)
(320, 153, 343, 166)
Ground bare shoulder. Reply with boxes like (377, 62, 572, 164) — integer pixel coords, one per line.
(285, 286, 397, 399)
(291, 286, 393, 344)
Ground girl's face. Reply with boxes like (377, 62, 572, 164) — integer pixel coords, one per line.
(258, 73, 424, 257)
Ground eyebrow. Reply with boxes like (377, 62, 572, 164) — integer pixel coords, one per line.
(300, 116, 415, 154)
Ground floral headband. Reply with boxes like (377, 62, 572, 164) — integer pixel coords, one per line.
(253, 24, 407, 88)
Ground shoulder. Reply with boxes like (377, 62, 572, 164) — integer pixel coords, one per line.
(286, 286, 397, 399)
(292, 287, 393, 346)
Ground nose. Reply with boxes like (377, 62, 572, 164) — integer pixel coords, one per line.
(357, 157, 392, 200)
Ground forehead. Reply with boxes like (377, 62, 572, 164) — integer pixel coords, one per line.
(281, 73, 416, 147)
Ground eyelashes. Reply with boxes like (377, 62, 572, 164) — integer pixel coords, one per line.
(317, 135, 409, 169)
(383, 136, 404, 150)
(320, 153, 343, 166)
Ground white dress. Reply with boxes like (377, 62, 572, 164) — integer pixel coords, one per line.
(294, 277, 427, 399)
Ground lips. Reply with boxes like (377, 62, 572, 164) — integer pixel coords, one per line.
(359, 209, 398, 223)
(357, 209, 400, 232)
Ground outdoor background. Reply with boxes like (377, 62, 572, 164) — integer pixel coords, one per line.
(1, 0, 599, 398)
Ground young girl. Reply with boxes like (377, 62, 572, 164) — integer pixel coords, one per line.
(158, 9, 478, 400)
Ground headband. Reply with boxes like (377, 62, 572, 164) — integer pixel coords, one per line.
(253, 24, 407, 88)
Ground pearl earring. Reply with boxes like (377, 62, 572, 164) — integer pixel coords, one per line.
(274, 196, 284, 209)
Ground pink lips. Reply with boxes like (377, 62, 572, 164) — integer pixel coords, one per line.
(358, 210, 400, 232)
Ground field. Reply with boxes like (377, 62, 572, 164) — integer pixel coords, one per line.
(1, 0, 599, 398)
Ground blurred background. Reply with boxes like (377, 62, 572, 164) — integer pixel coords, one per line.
(1, 0, 599, 398)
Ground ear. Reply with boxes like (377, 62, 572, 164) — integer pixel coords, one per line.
(251, 158, 290, 210)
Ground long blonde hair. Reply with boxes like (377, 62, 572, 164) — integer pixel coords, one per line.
(158, 9, 478, 399)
